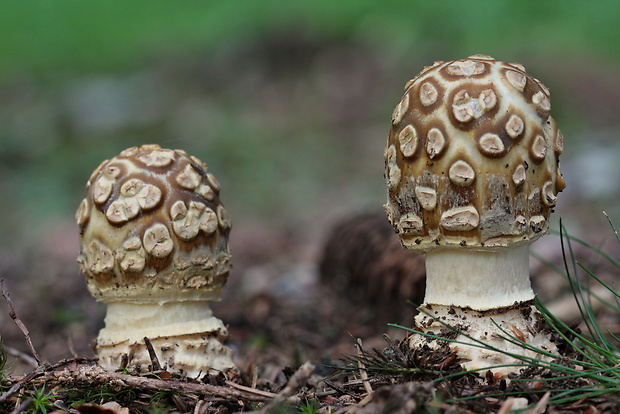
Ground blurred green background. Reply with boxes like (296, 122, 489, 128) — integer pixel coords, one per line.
(2, 0, 620, 248)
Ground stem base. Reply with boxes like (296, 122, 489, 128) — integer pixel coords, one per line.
(411, 302, 557, 376)
(96, 302, 235, 377)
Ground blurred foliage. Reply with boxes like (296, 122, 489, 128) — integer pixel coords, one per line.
(2, 0, 620, 76)
(3, 0, 620, 75)
(1, 0, 620, 246)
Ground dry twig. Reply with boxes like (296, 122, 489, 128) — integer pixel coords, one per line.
(143, 337, 162, 371)
(1, 280, 42, 366)
(9, 397, 33, 414)
(277, 361, 314, 398)
(526, 392, 551, 414)
(0, 370, 41, 404)
(4, 346, 38, 369)
(7, 360, 282, 404)
(246, 362, 315, 413)
(224, 380, 278, 400)
(497, 398, 525, 414)
(355, 339, 373, 395)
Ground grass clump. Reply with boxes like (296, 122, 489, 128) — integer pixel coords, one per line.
(28, 385, 59, 414)
(297, 398, 320, 414)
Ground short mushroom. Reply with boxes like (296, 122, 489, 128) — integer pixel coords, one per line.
(384, 55, 566, 375)
(76, 144, 235, 377)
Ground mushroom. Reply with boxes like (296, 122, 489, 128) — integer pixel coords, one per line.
(384, 55, 566, 375)
(76, 144, 235, 377)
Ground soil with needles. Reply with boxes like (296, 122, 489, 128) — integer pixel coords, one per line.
(1, 210, 619, 413)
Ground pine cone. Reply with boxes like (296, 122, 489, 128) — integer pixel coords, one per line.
(319, 211, 426, 323)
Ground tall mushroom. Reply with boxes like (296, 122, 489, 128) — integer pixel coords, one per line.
(384, 55, 566, 375)
(76, 144, 235, 377)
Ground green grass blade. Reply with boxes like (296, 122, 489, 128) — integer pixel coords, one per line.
(604, 211, 620, 245)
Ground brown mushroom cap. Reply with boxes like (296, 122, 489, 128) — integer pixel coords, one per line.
(385, 55, 566, 251)
(76, 144, 231, 303)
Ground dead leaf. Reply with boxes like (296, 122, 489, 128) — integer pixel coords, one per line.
(74, 401, 130, 414)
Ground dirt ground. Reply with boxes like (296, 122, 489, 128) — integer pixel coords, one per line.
(0, 207, 619, 413)
(1, 38, 620, 413)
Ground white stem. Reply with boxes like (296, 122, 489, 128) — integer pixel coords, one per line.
(424, 244, 534, 310)
(97, 301, 227, 346)
(96, 301, 235, 375)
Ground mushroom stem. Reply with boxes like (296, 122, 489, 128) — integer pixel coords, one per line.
(424, 244, 534, 310)
(414, 244, 559, 376)
(98, 302, 226, 344)
(96, 301, 234, 376)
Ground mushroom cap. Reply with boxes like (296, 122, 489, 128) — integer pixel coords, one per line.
(76, 144, 231, 303)
(385, 55, 565, 252)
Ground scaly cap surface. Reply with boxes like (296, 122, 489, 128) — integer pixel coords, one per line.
(385, 55, 565, 251)
(76, 144, 231, 303)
